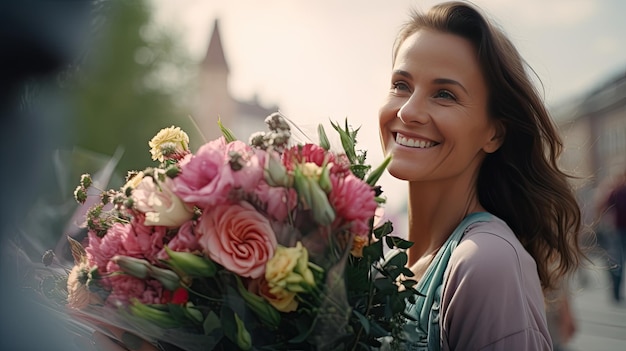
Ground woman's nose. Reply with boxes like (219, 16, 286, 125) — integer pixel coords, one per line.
(397, 93, 430, 125)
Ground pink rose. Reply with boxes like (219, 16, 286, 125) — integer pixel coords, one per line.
(225, 140, 266, 191)
(197, 201, 277, 279)
(329, 173, 377, 237)
(171, 138, 231, 208)
(172, 138, 264, 209)
(253, 181, 297, 222)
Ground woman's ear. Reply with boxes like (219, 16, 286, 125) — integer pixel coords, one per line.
(483, 119, 505, 154)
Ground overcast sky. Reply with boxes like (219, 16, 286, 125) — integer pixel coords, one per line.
(150, 0, 626, 212)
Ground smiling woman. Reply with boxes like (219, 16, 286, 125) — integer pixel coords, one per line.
(378, 2, 585, 350)
(379, 29, 499, 185)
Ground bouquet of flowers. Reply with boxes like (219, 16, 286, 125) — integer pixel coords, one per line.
(40, 113, 418, 350)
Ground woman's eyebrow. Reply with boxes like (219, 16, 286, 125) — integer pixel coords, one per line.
(392, 69, 412, 79)
(433, 78, 468, 94)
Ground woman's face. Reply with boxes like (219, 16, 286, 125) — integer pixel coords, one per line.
(379, 29, 500, 183)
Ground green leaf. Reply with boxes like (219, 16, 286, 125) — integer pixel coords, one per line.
(385, 236, 413, 250)
(350, 164, 371, 180)
(344, 263, 371, 292)
(369, 320, 390, 338)
(373, 221, 394, 239)
(383, 252, 408, 271)
(352, 310, 370, 334)
(400, 268, 415, 278)
(289, 315, 316, 344)
(185, 305, 204, 323)
(362, 239, 383, 261)
(220, 306, 238, 345)
(365, 155, 392, 187)
(331, 119, 357, 164)
(203, 310, 221, 335)
(129, 301, 180, 328)
(318, 124, 331, 150)
(401, 279, 418, 288)
(235, 276, 280, 328)
(218, 118, 237, 142)
(391, 295, 407, 314)
(167, 303, 188, 323)
(373, 277, 399, 294)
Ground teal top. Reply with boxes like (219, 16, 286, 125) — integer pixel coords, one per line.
(402, 212, 493, 351)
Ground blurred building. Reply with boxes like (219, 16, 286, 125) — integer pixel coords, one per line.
(193, 19, 279, 141)
(554, 69, 626, 221)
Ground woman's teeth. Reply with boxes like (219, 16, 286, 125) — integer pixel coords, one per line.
(396, 134, 436, 148)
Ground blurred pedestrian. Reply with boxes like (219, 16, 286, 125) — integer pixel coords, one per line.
(598, 170, 626, 302)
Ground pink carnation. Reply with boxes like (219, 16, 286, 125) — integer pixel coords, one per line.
(121, 218, 168, 263)
(283, 144, 328, 170)
(85, 222, 168, 306)
(86, 223, 130, 268)
(197, 201, 277, 279)
(157, 220, 199, 260)
(105, 274, 164, 306)
(282, 144, 351, 175)
(329, 173, 377, 237)
(331, 153, 352, 175)
(85, 217, 170, 271)
(172, 138, 264, 209)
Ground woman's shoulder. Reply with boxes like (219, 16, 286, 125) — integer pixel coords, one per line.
(450, 215, 537, 279)
(442, 214, 550, 350)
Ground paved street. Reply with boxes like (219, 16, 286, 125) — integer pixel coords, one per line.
(565, 263, 626, 351)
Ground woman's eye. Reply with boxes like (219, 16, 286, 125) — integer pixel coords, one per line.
(392, 82, 410, 93)
(434, 90, 456, 100)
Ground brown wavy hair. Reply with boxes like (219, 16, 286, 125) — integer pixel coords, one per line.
(392, 1, 583, 291)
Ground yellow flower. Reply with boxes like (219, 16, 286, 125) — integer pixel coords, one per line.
(301, 162, 323, 179)
(265, 242, 316, 297)
(262, 287, 298, 313)
(149, 126, 190, 162)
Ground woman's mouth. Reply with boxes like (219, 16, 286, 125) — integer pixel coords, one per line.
(395, 132, 438, 148)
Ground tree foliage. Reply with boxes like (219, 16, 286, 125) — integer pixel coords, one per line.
(66, 0, 199, 182)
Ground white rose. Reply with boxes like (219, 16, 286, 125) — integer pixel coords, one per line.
(132, 174, 194, 227)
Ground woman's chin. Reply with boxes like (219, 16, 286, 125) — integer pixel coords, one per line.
(386, 161, 421, 181)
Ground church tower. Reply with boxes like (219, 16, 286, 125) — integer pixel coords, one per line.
(194, 19, 236, 140)
(193, 19, 279, 142)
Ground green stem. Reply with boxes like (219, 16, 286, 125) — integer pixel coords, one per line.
(182, 282, 224, 303)
(350, 255, 376, 351)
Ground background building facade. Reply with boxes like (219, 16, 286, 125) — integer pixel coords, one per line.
(555, 69, 626, 223)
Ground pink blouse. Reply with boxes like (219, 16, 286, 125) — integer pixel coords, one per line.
(440, 217, 552, 350)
